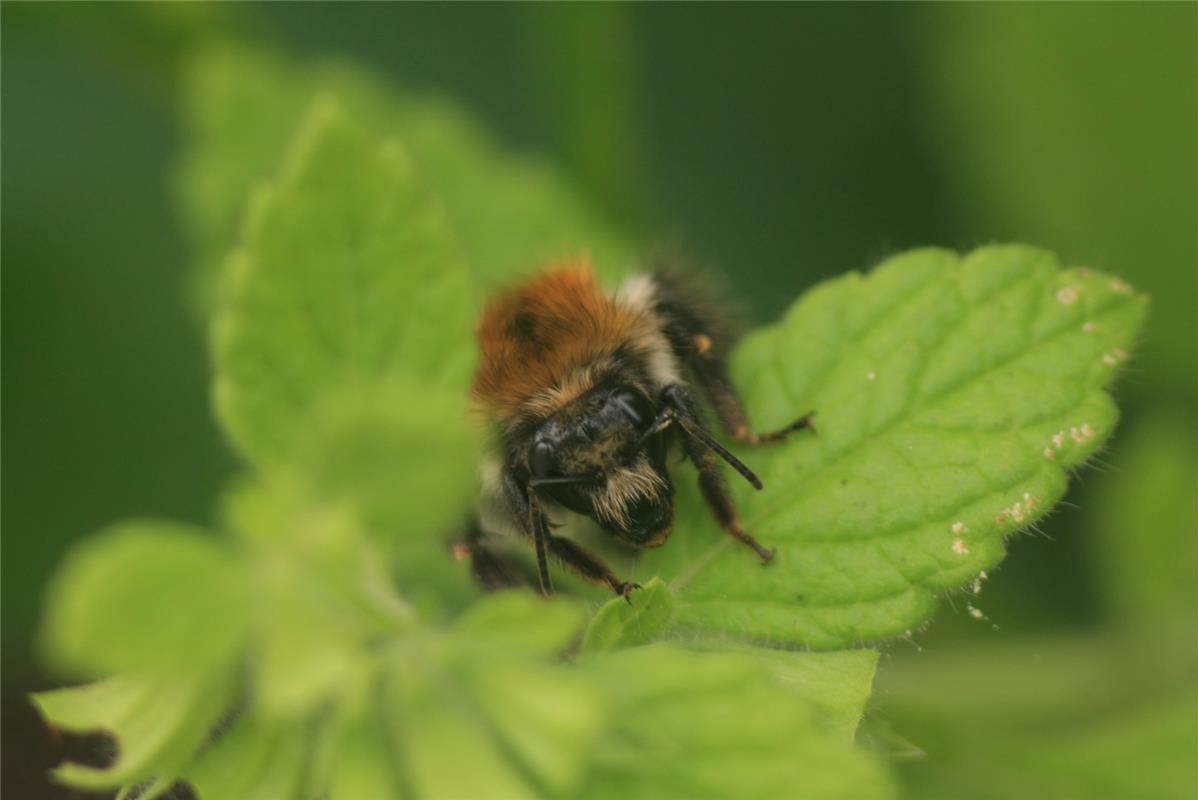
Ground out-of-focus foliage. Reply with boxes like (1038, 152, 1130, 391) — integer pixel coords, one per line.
(39, 521, 248, 677)
(578, 646, 890, 800)
(31, 53, 901, 798)
(1088, 412, 1198, 629)
(176, 43, 635, 310)
(878, 631, 1197, 800)
(31, 47, 1145, 800)
(32, 672, 237, 792)
(918, 4, 1196, 405)
(211, 100, 475, 468)
(4, 4, 1193, 800)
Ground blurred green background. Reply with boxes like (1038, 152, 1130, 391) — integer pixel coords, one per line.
(3, 4, 1194, 798)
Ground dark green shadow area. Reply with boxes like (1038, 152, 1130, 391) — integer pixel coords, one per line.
(3, 3, 1194, 798)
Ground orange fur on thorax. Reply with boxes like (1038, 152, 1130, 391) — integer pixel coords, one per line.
(473, 261, 638, 422)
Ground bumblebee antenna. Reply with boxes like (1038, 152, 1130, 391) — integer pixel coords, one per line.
(672, 413, 764, 490)
(632, 407, 676, 452)
(633, 396, 763, 490)
(528, 474, 602, 488)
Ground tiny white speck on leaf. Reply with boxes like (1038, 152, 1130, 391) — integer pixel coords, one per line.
(1083, 321, 1097, 334)
(952, 537, 969, 555)
(1052, 431, 1065, 448)
(1044, 447, 1056, 459)
(967, 605, 985, 620)
(1109, 278, 1132, 294)
(1102, 347, 1128, 367)
(866, 371, 876, 382)
(1000, 501, 1027, 525)
(1056, 286, 1079, 305)
(951, 521, 967, 535)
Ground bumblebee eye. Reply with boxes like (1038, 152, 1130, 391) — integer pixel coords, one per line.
(611, 386, 654, 427)
(531, 440, 555, 479)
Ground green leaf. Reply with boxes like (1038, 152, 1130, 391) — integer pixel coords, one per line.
(177, 44, 634, 309)
(174, 43, 315, 311)
(385, 662, 546, 800)
(253, 559, 376, 719)
(184, 713, 309, 800)
(369, 88, 636, 288)
(407, 592, 604, 797)
(579, 645, 894, 800)
(687, 646, 880, 743)
(325, 708, 405, 800)
(581, 577, 674, 654)
(39, 521, 248, 676)
(288, 379, 479, 610)
(211, 98, 475, 469)
(232, 485, 415, 718)
(465, 664, 606, 796)
(379, 638, 885, 800)
(452, 589, 588, 658)
(33, 670, 235, 791)
(877, 630, 1198, 800)
(36, 530, 890, 798)
(294, 381, 476, 539)
(395, 703, 539, 800)
(634, 245, 1147, 648)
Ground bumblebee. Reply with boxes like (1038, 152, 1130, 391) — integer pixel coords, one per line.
(468, 261, 812, 598)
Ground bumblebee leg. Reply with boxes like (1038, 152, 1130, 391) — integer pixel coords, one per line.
(663, 384, 774, 564)
(501, 465, 637, 598)
(651, 273, 814, 446)
(696, 457, 775, 564)
(544, 534, 640, 600)
(501, 466, 554, 595)
(453, 518, 536, 592)
(527, 493, 554, 596)
(687, 346, 815, 446)
(732, 409, 816, 446)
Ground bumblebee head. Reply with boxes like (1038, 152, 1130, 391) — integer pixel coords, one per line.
(522, 383, 674, 547)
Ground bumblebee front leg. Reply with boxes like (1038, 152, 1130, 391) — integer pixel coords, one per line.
(502, 467, 639, 599)
(544, 535, 641, 600)
(662, 385, 775, 564)
(501, 467, 555, 595)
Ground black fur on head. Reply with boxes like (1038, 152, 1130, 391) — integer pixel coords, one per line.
(520, 380, 675, 547)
